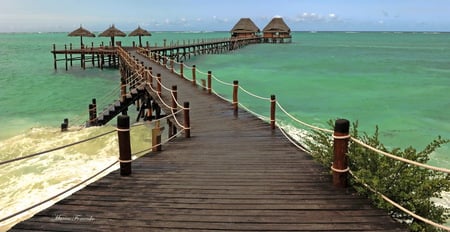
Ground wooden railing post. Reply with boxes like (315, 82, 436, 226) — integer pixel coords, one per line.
(117, 115, 132, 176)
(156, 73, 162, 97)
(183, 102, 190, 138)
(270, 95, 276, 130)
(180, 61, 184, 78)
(171, 85, 178, 112)
(332, 119, 350, 188)
(192, 65, 196, 86)
(233, 80, 239, 115)
(207, 71, 212, 94)
(170, 59, 174, 73)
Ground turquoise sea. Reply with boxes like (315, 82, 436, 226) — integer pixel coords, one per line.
(0, 31, 449, 229)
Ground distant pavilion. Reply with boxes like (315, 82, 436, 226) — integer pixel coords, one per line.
(262, 17, 292, 43)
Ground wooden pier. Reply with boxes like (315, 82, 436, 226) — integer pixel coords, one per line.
(51, 37, 260, 71)
(9, 40, 408, 231)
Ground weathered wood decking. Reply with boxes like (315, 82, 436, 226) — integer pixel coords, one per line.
(11, 49, 406, 231)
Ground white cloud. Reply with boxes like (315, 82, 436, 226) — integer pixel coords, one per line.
(293, 12, 339, 23)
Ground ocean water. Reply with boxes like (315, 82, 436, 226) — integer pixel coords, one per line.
(0, 31, 449, 229)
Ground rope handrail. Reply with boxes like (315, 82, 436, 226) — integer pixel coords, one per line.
(211, 73, 234, 86)
(351, 137, 450, 174)
(137, 45, 450, 175)
(239, 86, 271, 101)
(0, 129, 116, 166)
(276, 102, 334, 134)
(0, 160, 118, 223)
(211, 89, 233, 103)
(349, 170, 450, 231)
(171, 108, 189, 129)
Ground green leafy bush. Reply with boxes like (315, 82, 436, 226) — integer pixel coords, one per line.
(304, 120, 450, 232)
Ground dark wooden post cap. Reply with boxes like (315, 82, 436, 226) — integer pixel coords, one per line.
(117, 115, 130, 129)
(334, 119, 350, 134)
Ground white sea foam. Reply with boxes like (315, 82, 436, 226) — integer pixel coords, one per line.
(0, 123, 156, 230)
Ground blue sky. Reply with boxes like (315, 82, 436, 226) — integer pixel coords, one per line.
(0, 0, 449, 32)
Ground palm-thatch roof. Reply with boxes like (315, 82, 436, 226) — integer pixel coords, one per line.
(99, 24, 126, 37)
(129, 26, 151, 47)
(129, 26, 151, 37)
(99, 24, 126, 47)
(68, 26, 95, 46)
(263, 17, 291, 33)
(231, 18, 260, 34)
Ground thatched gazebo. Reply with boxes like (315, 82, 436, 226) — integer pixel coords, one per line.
(129, 26, 151, 47)
(68, 25, 95, 47)
(99, 24, 126, 47)
(262, 17, 292, 43)
(230, 18, 260, 38)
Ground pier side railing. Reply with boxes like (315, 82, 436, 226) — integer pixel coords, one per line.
(137, 48, 450, 231)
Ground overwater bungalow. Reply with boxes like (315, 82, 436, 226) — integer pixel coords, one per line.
(231, 18, 260, 39)
(262, 17, 292, 43)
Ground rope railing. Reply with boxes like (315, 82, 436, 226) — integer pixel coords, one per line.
(351, 137, 450, 174)
(139, 50, 450, 230)
(0, 160, 119, 224)
(0, 129, 116, 166)
(1, 108, 186, 225)
(136, 46, 450, 175)
(350, 170, 450, 231)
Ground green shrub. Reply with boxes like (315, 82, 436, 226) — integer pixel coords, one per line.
(304, 120, 450, 232)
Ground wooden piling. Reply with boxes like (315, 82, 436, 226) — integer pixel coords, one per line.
(117, 115, 132, 176)
(53, 44, 57, 70)
(192, 65, 196, 86)
(61, 118, 68, 132)
(183, 102, 190, 138)
(92, 98, 97, 125)
(332, 119, 350, 188)
(233, 80, 239, 115)
(270, 95, 276, 130)
(88, 103, 95, 126)
(207, 71, 212, 94)
(64, 45, 68, 71)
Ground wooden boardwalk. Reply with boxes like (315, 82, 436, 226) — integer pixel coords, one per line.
(11, 49, 406, 231)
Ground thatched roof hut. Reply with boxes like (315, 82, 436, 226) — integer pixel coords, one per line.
(99, 24, 126, 47)
(262, 17, 292, 43)
(231, 18, 260, 38)
(68, 26, 95, 47)
(129, 26, 151, 47)
(263, 17, 291, 34)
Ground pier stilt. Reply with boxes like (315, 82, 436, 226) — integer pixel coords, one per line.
(61, 118, 68, 132)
